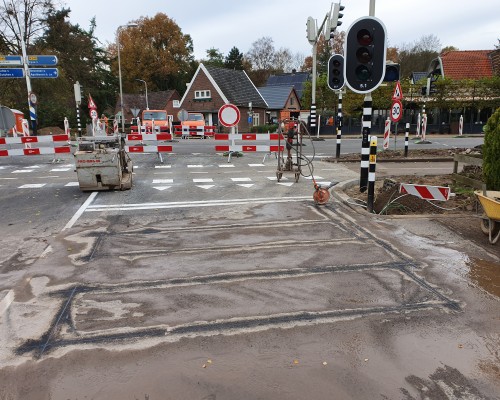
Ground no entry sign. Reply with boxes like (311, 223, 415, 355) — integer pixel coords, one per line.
(218, 104, 240, 127)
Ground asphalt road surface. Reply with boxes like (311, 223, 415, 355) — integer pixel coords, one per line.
(0, 142, 498, 400)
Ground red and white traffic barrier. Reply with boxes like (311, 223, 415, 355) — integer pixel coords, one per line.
(214, 133, 285, 153)
(0, 134, 71, 157)
(399, 183, 452, 201)
(124, 132, 174, 159)
(383, 118, 390, 150)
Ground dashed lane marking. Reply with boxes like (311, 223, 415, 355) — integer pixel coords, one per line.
(18, 183, 46, 188)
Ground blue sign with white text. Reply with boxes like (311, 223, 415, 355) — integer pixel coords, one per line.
(27, 55, 58, 66)
(0, 55, 23, 66)
(29, 68, 59, 78)
(0, 68, 25, 78)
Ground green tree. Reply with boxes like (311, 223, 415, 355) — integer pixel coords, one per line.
(112, 13, 195, 95)
(203, 47, 224, 67)
(224, 46, 244, 70)
(483, 107, 500, 190)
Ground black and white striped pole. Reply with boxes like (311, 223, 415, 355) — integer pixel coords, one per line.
(404, 122, 409, 157)
(367, 135, 378, 213)
(74, 81, 82, 137)
(359, 93, 372, 192)
(335, 91, 343, 159)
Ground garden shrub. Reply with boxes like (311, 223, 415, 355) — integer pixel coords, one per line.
(483, 107, 500, 190)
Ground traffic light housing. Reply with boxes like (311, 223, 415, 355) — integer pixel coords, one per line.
(384, 63, 400, 82)
(421, 75, 438, 96)
(307, 17, 317, 45)
(344, 16, 387, 94)
(327, 54, 345, 90)
(327, 2, 345, 39)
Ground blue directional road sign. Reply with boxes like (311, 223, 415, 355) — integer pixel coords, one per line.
(0, 68, 25, 78)
(0, 55, 23, 66)
(27, 55, 58, 66)
(29, 68, 59, 78)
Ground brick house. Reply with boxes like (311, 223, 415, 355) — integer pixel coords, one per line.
(257, 86, 301, 124)
(178, 64, 268, 131)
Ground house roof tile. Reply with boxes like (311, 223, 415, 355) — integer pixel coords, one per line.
(258, 86, 296, 109)
(204, 65, 267, 108)
(440, 50, 494, 79)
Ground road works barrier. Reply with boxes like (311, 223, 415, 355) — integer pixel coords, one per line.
(124, 132, 173, 163)
(399, 183, 452, 201)
(214, 133, 285, 162)
(173, 125, 216, 138)
(0, 134, 71, 157)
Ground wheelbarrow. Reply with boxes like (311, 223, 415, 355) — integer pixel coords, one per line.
(475, 190, 500, 244)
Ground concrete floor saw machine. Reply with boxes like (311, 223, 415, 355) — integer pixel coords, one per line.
(74, 135, 133, 191)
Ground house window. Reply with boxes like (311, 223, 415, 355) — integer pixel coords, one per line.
(290, 97, 294, 106)
(195, 90, 211, 99)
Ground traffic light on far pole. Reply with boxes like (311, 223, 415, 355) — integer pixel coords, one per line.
(327, 2, 345, 39)
(344, 16, 387, 94)
(328, 54, 345, 90)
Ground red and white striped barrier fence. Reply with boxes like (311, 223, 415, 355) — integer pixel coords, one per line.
(214, 133, 285, 153)
(173, 125, 215, 138)
(130, 125, 169, 134)
(399, 183, 452, 201)
(0, 134, 71, 157)
(124, 132, 173, 163)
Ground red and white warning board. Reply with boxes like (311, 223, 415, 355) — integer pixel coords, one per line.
(392, 81, 403, 100)
(399, 183, 451, 201)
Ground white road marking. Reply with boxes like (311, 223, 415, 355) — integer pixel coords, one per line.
(277, 182, 294, 187)
(18, 183, 46, 188)
(193, 178, 214, 183)
(187, 165, 204, 168)
(154, 186, 172, 191)
(238, 184, 254, 188)
(65, 182, 80, 187)
(197, 185, 215, 190)
(12, 170, 33, 173)
(153, 179, 173, 184)
(219, 164, 235, 168)
(155, 165, 172, 169)
(248, 163, 265, 167)
(231, 177, 252, 182)
(51, 168, 71, 172)
(63, 191, 98, 231)
(85, 196, 310, 212)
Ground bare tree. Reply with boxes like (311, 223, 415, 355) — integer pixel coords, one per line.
(0, 0, 54, 53)
(245, 36, 276, 70)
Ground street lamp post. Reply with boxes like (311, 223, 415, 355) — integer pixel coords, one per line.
(135, 79, 149, 110)
(117, 23, 138, 133)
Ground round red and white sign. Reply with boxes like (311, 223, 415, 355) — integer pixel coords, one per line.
(390, 100, 403, 123)
(218, 104, 240, 127)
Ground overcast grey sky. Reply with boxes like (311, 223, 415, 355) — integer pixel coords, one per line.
(61, 0, 499, 59)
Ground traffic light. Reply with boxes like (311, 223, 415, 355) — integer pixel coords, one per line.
(74, 81, 82, 104)
(307, 17, 317, 45)
(384, 63, 400, 82)
(344, 16, 387, 94)
(426, 75, 438, 96)
(327, 2, 345, 39)
(327, 54, 345, 90)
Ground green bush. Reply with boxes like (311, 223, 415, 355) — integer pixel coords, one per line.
(250, 124, 278, 133)
(483, 107, 500, 190)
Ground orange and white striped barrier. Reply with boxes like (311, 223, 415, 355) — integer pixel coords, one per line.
(399, 183, 452, 201)
(0, 134, 71, 157)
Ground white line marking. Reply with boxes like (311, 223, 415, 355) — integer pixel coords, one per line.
(219, 164, 235, 168)
(154, 186, 171, 191)
(193, 178, 214, 183)
(62, 191, 98, 231)
(50, 168, 71, 172)
(238, 184, 254, 188)
(155, 165, 172, 169)
(231, 177, 252, 182)
(277, 182, 294, 187)
(85, 196, 310, 212)
(153, 179, 173, 184)
(197, 185, 215, 190)
(12, 170, 33, 173)
(18, 183, 46, 188)
(65, 182, 80, 187)
(187, 165, 204, 168)
(249, 163, 265, 167)
(0, 290, 15, 317)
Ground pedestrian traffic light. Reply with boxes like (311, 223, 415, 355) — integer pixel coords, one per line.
(344, 16, 387, 94)
(327, 54, 345, 90)
(327, 2, 345, 39)
(384, 63, 400, 82)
